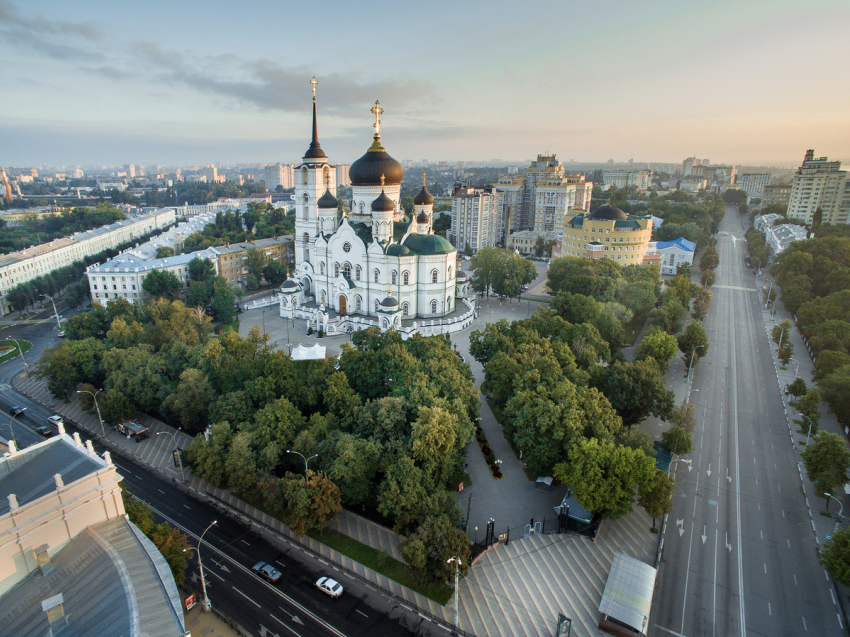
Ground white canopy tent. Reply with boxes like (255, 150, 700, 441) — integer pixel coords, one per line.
(291, 343, 327, 361)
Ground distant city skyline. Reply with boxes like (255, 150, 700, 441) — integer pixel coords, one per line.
(2, 0, 849, 167)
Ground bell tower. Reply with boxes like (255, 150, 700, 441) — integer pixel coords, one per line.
(295, 77, 336, 268)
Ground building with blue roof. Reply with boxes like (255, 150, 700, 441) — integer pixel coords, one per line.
(655, 237, 696, 275)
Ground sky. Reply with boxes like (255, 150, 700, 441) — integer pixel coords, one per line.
(2, 0, 849, 168)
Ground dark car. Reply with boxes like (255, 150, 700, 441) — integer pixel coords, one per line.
(9, 406, 25, 417)
(252, 561, 282, 583)
(35, 426, 55, 438)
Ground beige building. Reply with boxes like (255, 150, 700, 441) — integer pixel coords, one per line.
(215, 236, 294, 289)
(0, 426, 187, 635)
(602, 170, 653, 192)
(557, 204, 653, 264)
(263, 162, 295, 191)
(496, 154, 593, 241)
(507, 229, 561, 256)
(762, 184, 792, 209)
(787, 150, 850, 225)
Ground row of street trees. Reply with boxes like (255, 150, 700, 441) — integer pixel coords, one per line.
(470, 247, 537, 301)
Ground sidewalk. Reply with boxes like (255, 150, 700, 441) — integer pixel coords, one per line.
(183, 603, 242, 637)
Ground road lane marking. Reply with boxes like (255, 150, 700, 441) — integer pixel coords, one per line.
(788, 539, 791, 548)
(275, 560, 286, 567)
(794, 574, 797, 585)
(714, 528, 718, 637)
(158, 489, 165, 494)
(802, 617, 807, 631)
(764, 563, 766, 574)
(356, 609, 368, 617)
(831, 588, 836, 605)
(731, 319, 746, 636)
(680, 522, 696, 633)
(232, 587, 261, 608)
(183, 504, 191, 510)
(241, 540, 251, 546)
(270, 614, 303, 637)
(208, 569, 225, 581)
(760, 530, 763, 540)
(768, 603, 771, 616)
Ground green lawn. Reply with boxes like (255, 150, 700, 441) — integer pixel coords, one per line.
(215, 319, 240, 335)
(306, 527, 453, 605)
(0, 339, 33, 364)
(622, 315, 648, 346)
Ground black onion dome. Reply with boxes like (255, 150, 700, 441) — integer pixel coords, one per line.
(380, 296, 399, 308)
(587, 204, 628, 221)
(413, 185, 434, 206)
(416, 210, 429, 224)
(371, 190, 395, 213)
(350, 140, 404, 186)
(281, 279, 298, 289)
(318, 189, 339, 209)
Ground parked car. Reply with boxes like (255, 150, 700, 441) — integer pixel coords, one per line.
(117, 420, 150, 442)
(35, 426, 55, 438)
(315, 576, 343, 598)
(9, 406, 25, 417)
(57, 331, 66, 337)
(47, 415, 64, 426)
(252, 561, 282, 583)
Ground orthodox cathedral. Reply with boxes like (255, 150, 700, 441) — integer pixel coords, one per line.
(280, 78, 467, 329)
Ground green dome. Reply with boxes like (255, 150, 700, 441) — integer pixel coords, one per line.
(386, 243, 412, 256)
(403, 233, 455, 255)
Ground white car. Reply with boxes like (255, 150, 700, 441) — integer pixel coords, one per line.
(315, 576, 343, 598)
(47, 415, 64, 426)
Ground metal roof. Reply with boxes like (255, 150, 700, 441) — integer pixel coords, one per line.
(598, 552, 657, 635)
(656, 237, 696, 253)
(0, 437, 104, 516)
(0, 517, 187, 636)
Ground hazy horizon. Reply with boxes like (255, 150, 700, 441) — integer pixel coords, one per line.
(2, 0, 849, 168)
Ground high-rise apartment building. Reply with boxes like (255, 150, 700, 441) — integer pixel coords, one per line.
(263, 163, 295, 191)
(787, 150, 850, 225)
(201, 165, 218, 183)
(336, 164, 351, 187)
(739, 173, 771, 202)
(450, 184, 501, 253)
(496, 154, 592, 242)
(602, 170, 653, 192)
(762, 184, 792, 209)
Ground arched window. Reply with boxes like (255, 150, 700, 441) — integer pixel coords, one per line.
(374, 299, 380, 312)
(344, 263, 351, 279)
(448, 266, 453, 279)
(374, 269, 380, 283)
(321, 290, 326, 304)
(431, 269, 438, 284)
(447, 296, 452, 311)
(359, 202, 364, 214)
(320, 262, 325, 275)
(391, 270, 397, 285)
(383, 318, 389, 329)
(334, 263, 340, 278)
(355, 265, 361, 281)
(402, 302, 409, 316)
(356, 295, 362, 311)
(403, 271, 409, 285)
(431, 300, 438, 314)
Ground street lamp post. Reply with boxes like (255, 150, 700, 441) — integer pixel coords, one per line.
(40, 293, 62, 331)
(77, 389, 106, 437)
(825, 493, 844, 533)
(790, 357, 800, 379)
(262, 310, 266, 336)
(6, 418, 16, 447)
(687, 345, 705, 382)
(197, 520, 217, 612)
(156, 427, 185, 481)
(286, 449, 318, 479)
(697, 314, 707, 324)
(447, 556, 462, 629)
(767, 299, 777, 315)
(801, 413, 815, 446)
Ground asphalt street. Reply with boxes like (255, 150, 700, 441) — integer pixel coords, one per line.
(651, 208, 843, 637)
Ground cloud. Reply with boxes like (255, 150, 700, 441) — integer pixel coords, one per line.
(0, 0, 104, 61)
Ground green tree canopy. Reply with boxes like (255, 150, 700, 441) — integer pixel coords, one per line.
(802, 431, 850, 498)
(638, 470, 675, 529)
(142, 269, 181, 300)
(635, 326, 678, 373)
(553, 438, 656, 520)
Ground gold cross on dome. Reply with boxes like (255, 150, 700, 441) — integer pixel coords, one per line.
(310, 76, 318, 100)
(380, 174, 386, 188)
(371, 100, 383, 134)
(422, 170, 427, 186)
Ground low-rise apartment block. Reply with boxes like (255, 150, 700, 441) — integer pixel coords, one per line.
(215, 237, 294, 289)
(602, 170, 653, 192)
(559, 205, 653, 264)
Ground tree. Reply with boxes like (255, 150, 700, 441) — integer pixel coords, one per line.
(188, 256, 216, 282)
(263, 261, 288, 287)
(699, 246, 719, 271)
(7, 284, 30, 317)
(787, 377, 807, 399)
(596, 360, 675, 426)
(617, 427, 656, 458)
(378, 455, 431, 533)
(619, 281, 657, 318)
(677, 321, 709, 364)
(245, 248, 267, 283)
(553, 438, 656, 520)
(700, 269, 715, 287)
(155, 246, 175, 258)
(772, 319, 792, 346)
(186, 280, 211, 308)
(638, 470, 675, 529)
(820, 366, 850, 427)
(211, 276, 236, 323)
(266, 471, 342, 536)
(661, 425, 693, 455)
(778, 341, 794, 366)
(246, 273, 259, 291)
(795, 387, 822, 432)
(634, 326, 678, 373)
(164, 368, 215, 431)
(399, 515, 471, 583)
(820, 528, 850, 587)
(802, 432, 850, 499)
(670, 401, 697, 433)
(142, 269, 181, 300)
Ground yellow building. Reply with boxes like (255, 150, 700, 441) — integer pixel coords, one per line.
(214, 236, 294, 289)
(556, 204, 653, 264)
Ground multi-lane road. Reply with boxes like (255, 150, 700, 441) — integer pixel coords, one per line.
(651, 208, 844, 637)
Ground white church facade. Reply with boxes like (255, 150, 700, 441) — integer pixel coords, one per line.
(280, 78, 470, 331)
